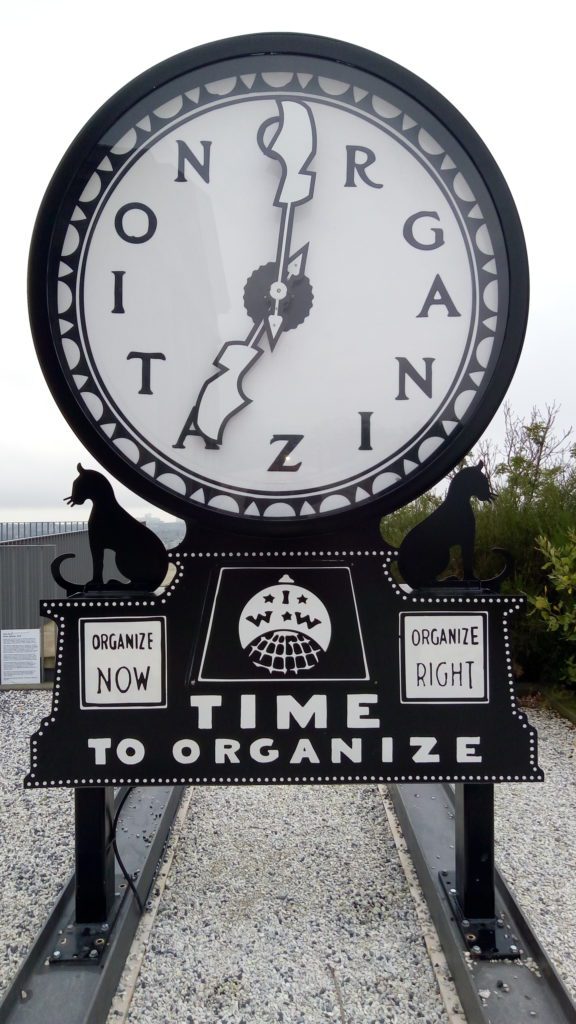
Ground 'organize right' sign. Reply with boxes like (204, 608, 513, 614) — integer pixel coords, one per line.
(400, 613, 488, 704)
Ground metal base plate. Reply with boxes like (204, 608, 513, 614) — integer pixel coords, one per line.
(48, 902, 121, 965)
(438, 871, 521, 959)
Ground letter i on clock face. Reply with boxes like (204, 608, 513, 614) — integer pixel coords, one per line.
(30, 34, 527, 530)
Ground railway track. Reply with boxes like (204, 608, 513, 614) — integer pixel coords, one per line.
(0, 782, 574, 1024)
(0, 786, 184, 1024)
(388, 783, 576, 1024)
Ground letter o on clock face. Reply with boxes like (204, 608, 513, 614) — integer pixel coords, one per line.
(29, 33, 528, 533)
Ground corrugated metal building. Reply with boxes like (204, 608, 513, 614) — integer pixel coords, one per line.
(0, 524, 91, 683)
(0, 524, 90, 626)
(0, 525, 90, 630)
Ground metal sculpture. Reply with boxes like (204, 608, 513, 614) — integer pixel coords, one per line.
(51, 465, 169, 595)
(395, 462, 511, 590)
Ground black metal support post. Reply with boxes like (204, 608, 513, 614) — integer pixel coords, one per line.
(74, 787, 115, 923)
(438, 782, 520, 958)
(455, 782, 495, 919)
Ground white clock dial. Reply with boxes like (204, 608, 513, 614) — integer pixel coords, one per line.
(31, 38, 527, 528)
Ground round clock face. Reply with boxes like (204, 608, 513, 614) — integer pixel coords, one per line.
(30, 34, 528, 530)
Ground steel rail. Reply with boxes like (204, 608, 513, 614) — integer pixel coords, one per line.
(388, 782, 576, 1024)
(0, 785, 184, 1024)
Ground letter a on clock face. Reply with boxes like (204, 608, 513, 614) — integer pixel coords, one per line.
(30, 34, 528, 530)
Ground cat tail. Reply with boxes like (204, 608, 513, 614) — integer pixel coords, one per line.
(51, 554, 83, 597)
(105, 578, 146, 591)
(430, 548, 514, 591)
(482, 547, 514, 590)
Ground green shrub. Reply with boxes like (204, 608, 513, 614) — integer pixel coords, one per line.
(380, 404, 576, 684)
(530, 532, 576, 687)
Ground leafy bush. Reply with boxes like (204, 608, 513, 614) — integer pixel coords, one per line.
(530, 533, 576, 685)
(380, 403, 576, 684)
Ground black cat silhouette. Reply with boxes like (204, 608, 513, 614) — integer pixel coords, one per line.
(396, 462, 500, 589)
(51, 464, 169, 594)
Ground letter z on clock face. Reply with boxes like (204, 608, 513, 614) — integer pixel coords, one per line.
(29, 34, 528, 530)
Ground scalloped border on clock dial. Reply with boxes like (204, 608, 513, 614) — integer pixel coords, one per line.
(56, 68, 501, 520)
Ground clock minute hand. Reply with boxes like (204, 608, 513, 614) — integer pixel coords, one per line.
(259, 100, 316, 343)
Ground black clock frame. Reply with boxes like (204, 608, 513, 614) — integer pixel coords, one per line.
(28, 32, 529, 536)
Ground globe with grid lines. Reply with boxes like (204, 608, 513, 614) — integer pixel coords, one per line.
(238, 574, 331, 675)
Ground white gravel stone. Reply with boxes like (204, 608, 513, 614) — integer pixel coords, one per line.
(494, 706, 576, 1001)
(0, 691, 73, 998)
(123, 784, 450, 1024)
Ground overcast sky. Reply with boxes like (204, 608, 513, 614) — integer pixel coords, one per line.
(1, 0, 574, 522)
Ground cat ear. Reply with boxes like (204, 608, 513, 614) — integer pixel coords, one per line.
(477, 460, 484, 470)
(77, 463, 84, 473)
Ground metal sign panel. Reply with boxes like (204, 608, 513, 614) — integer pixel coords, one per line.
(25, 34, 536, 790)
(26, 540, 542, 788)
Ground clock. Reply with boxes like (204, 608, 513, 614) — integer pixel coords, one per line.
(29, 33, 528, 532)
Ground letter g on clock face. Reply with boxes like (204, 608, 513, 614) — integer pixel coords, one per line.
(30, 34, 528, 530)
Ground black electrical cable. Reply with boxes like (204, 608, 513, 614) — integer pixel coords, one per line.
(109, 787, 145, 914)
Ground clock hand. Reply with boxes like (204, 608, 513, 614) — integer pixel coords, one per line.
(182, 247, 310, 449)
(258, 100, 316, 343)
(178, 100, 316, 449)
(267, 245, 310, 343)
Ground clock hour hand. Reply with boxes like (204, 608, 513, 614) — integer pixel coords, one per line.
(182, 248, 311, 448)
(176, 100, 316, 449)
(183, 323, 265, 450)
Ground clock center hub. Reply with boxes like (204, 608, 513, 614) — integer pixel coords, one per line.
(244, 262, 314, 332)
(270, 281, 288, 301)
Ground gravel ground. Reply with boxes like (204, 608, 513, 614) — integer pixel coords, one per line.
(494, 706, 576, 1001)
(1, 692, 574, 1022)
(0, 691, 73, 999)
(122, 785, 451, 1024)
